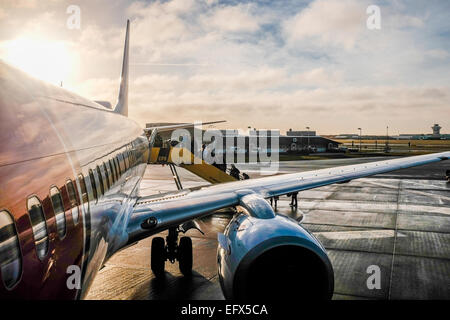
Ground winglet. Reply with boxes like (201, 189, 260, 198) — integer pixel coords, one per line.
(114, 19, 130, 117)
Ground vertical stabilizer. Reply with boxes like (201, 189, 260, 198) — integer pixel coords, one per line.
(114, 20, 130, 116)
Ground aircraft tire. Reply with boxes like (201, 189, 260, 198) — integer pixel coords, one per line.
(151, 237, 165, 276)
(178, 236, 193, 276)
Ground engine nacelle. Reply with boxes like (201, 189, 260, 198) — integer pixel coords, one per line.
(217, 200, 334, 300)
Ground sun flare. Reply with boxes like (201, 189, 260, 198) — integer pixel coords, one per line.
(1, 37, 75, 85)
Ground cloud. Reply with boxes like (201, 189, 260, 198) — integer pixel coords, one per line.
(128, 1, 191, 46)
(387, 14, 424, 29)
(201, 3, 261, 33)
(425, 49, 450, 60)
(1, 0, 450, 134)
(1, 0, 40, 9)
(124, 81, 450, 134)
(293, 68, 342, 87)
(283, 0, 368, 50)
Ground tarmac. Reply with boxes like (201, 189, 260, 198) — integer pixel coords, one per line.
(86, 157, 450, 300)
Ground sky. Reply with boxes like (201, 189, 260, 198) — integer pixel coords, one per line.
(0, 0, 449, 135)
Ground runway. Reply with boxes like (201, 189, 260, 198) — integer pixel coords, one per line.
(86, 158, 450, 300)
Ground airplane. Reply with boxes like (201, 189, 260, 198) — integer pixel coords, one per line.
(0, 20, 449, 300)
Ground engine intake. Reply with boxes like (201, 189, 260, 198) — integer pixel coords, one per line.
(217, 203, 334, 300)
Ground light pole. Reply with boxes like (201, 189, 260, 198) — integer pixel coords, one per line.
(306, 126, 310, 151)
(385, 126, 390, 153)
(358, 128, 362, 152)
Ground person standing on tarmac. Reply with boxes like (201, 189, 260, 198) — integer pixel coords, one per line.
(290, 192, 298, 208)
(230, 164, 241, 180)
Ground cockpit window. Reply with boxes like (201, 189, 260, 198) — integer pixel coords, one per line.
(0, 210, 22, 289)
(27, 196, 49, 260)
(65, 180, 79, 225)
(50, 186, 66, 238)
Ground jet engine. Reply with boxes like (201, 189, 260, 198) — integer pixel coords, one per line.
(217, 193, 334, 300)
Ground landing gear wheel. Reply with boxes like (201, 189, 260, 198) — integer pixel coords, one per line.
(178, 236, 193, 276)
(151, 237, 165, 277)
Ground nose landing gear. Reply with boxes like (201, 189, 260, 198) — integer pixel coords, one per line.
(151, 226, 194, 277)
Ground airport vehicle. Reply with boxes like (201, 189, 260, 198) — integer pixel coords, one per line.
(1, 21, 449, 300)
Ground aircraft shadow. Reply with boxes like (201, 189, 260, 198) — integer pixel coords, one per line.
(130, 270, 210, 300)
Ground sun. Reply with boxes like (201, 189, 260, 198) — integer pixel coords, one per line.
(1, 37, 75, 85)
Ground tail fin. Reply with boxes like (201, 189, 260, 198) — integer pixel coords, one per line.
(114, 19, 130, 116)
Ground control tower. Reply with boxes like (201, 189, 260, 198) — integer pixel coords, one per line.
(431, 124, 442, 138)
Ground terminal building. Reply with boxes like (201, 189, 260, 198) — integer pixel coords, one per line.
(146, 123, 341, 155)
(219, 129, 340, 154)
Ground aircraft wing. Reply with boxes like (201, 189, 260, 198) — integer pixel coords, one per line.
(144, 120, 226, 133)
(126, 151, 449, 244)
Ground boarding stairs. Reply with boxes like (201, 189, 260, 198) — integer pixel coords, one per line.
(149, 146, 238, 185)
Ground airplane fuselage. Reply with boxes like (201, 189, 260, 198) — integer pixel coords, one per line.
(0, 61, 149, 299)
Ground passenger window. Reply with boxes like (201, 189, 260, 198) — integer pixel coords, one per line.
(102, 163, 110, 189)
(105, 162, 113, 186)
(27, 196, 49, 260)
(0, 210, 22, 289)
(96, 165, 104, 195)
(77, 174, 89, 215)
(114, 157, 120, 177)
(101, 164, 108, 192)
(128, 151, 133, 167)
(65, 179, 79, 225)
(78, 175, 88, 202)
(109, 160, 116, 183)
(123, 152, 129, 170)
(88, 169, 98, 200)
(94, 169, 103, 197)
(118, 154, 125, 173)
(50, 186, 67, 238)
(114, 160, 118, 179)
